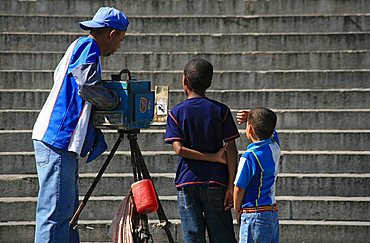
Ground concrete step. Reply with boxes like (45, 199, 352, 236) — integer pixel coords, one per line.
(2, 70, 370, 90)
(3, 108, 370, 130)
(3, 32, 370, 52)
(1, 50, 370, 71)
(0, 219, 183, 243)
(1, 0, 370, 15)
(89, 129, 370, 152)
(1, 151, 370, 175)
(2, 14, 370, 33)
(2, 89, 370, 110)
(279, 220, 370, 243)
(2, 109, 370, 130)
(1, 219, 369, 243)
(242, 109, 370, 130)
(1, 129, 370, 152)
(1, 173, 369, 197)
(1, 196, 369, 222)
(280, 151, 370, 174)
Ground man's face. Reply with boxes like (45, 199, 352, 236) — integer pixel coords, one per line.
(104, 30, 126, 56)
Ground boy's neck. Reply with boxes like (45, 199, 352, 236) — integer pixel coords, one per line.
(247, 132, 260, 143)
(249, 137, 260, 143)
(186, 90, 206, 99)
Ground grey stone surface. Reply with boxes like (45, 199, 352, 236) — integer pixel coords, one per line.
(1, 173, 369, 197)
(2, 109, 370, 130)
(2, 89, 370, 110)
(2, 196, 369, 221)
(1, 151, 370, 175)
(1, 220, 369, 243)
(3, 33, 370, 52)
(1, 130, 370, 152)
(1, 0, 370, 241)
(2, 51, 370, 70)
(1, 0, 370, 15)
(2, 15, 370, 33)
(2, 70, 370, 90)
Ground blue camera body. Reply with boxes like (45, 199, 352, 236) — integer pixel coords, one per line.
(93, 70, 154, 130)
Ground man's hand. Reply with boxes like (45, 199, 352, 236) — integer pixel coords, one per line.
(224, 186, 234, 211)
(236, 110, 250, 124)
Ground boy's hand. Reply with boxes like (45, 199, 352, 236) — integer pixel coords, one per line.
(215, 143, 229, 164)
(233, 185, 245, 225)
(224, 186, 234, 211)
(236, 211, 241, 225)
(236, 110, 250, 124)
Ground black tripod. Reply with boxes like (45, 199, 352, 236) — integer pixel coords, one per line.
(69, 129, 174, 243)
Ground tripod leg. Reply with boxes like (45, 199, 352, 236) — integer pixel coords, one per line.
(131, 138, 175, 243)
(69, 132, 124, 228)
(129, 133, 152, 242)
(137, 214, 151, 243)
(129, 134, 141, 182)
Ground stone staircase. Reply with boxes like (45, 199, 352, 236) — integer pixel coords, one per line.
(1, 0, 370, 242)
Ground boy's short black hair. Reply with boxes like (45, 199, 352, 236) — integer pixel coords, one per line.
(183, 58, 213, 93)
(247, 107, 277, 140)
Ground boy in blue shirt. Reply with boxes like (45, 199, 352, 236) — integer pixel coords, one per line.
(165, 58, 240, 243)
(234, 107, 281, 243)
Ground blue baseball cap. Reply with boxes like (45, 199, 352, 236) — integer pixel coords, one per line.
(79, 7, 129, 31)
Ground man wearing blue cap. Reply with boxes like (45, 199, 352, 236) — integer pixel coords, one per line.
(32, 7, 129, 243)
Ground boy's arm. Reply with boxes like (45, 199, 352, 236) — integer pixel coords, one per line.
(233, 185, 245, 225)
(224, 140, 237, 211)
(236, 110, 249, 124)
(172, 141, 227, 164)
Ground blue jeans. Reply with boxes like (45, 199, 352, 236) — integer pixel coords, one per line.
(33, 140, 80, 243)
(177, 185, 236, 243)
(239, 211, 280, 243)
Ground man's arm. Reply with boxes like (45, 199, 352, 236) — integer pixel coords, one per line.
(224, 140, 238, 211)
(71, 63, 120, 110)
(233, 185, 245, 225)
(172, 141, 227, 164)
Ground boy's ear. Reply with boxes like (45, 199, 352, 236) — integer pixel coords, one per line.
(182, 74, 188, 86)
(182, 74, 191, 89)
(246, 123, 253, 136)
(182, 74, 190, 96)
(246, 123, 257, 140)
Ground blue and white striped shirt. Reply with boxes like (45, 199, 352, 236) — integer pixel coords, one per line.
(234, 131, 281, 208)
(32, 37, 118, 158)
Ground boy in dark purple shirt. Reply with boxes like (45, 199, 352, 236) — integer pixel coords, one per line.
(165, 58, 239, 243)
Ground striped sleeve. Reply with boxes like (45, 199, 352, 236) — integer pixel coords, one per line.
(273, 130, 280, 146)
(164, 110, 184, 144)
(234, 153, 256, 189)
(71, 63, 120, 110)
(222, 107, 240, 142)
